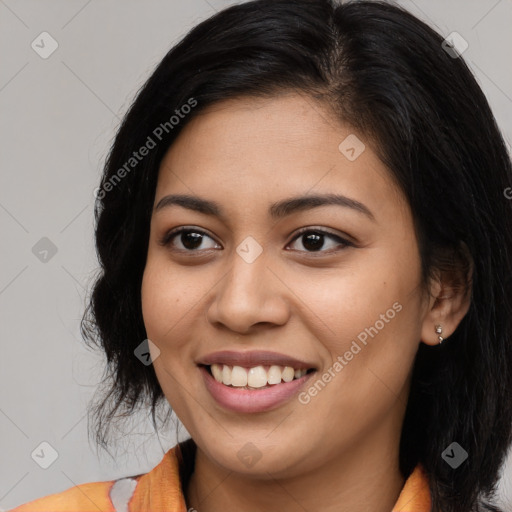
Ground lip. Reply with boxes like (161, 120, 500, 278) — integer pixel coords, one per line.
(200, 365, 316, 413)
(197, 350, 317, 370)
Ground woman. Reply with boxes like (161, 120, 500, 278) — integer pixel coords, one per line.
(11, 0, 512, 511)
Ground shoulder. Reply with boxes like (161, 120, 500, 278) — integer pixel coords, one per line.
(8, 443, 189, 512)
(9, 476, 150, 512)
(8, 477, 129, 512)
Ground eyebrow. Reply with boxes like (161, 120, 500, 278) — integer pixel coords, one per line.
(154, 193, 376, 222)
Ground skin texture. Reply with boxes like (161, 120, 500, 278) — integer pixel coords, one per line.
(141, 92, 471, 512)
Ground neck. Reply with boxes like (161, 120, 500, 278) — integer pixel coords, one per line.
(184, 425, 406, 512)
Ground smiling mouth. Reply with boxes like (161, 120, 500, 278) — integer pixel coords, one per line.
(202, 363, 316, 390)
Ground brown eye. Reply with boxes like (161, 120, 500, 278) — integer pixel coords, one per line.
(159, 228, 220, 252)
(287, 228, 352, 253)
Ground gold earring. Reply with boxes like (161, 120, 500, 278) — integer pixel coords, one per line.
(435, 324, 444, 344)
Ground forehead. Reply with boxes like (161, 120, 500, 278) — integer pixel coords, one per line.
(155, 93, 406, 220)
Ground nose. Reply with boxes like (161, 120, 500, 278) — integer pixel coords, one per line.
(206, 249, 290, 334)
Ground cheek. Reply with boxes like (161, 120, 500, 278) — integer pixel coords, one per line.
(289, 243, 422, 356)
(141, 259, 203, 419)
(141, 263, 167, 339)
(141, 254, 215, 366)
(141, 257, 188, 349)
(292, 244, 423, 417)
(294, 285, 421, 453)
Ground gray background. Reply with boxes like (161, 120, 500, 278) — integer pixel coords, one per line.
(1, 0, 511, 510)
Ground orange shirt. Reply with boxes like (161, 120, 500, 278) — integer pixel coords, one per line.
(10, 443, 432, 511)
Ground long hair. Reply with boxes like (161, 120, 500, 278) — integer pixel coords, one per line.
(81, 1, 512, 511)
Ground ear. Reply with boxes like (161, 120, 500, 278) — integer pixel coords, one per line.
(420, 243, 473, 346)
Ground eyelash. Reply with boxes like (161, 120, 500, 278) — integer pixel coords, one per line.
(158, 226, 354, 256)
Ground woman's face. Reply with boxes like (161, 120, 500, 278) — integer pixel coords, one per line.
(141, 92, 434, 478)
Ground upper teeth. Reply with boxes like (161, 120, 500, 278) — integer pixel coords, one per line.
(210, 364, 308, 388)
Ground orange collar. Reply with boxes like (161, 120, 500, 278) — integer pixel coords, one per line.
(392, 463, 432, 511)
